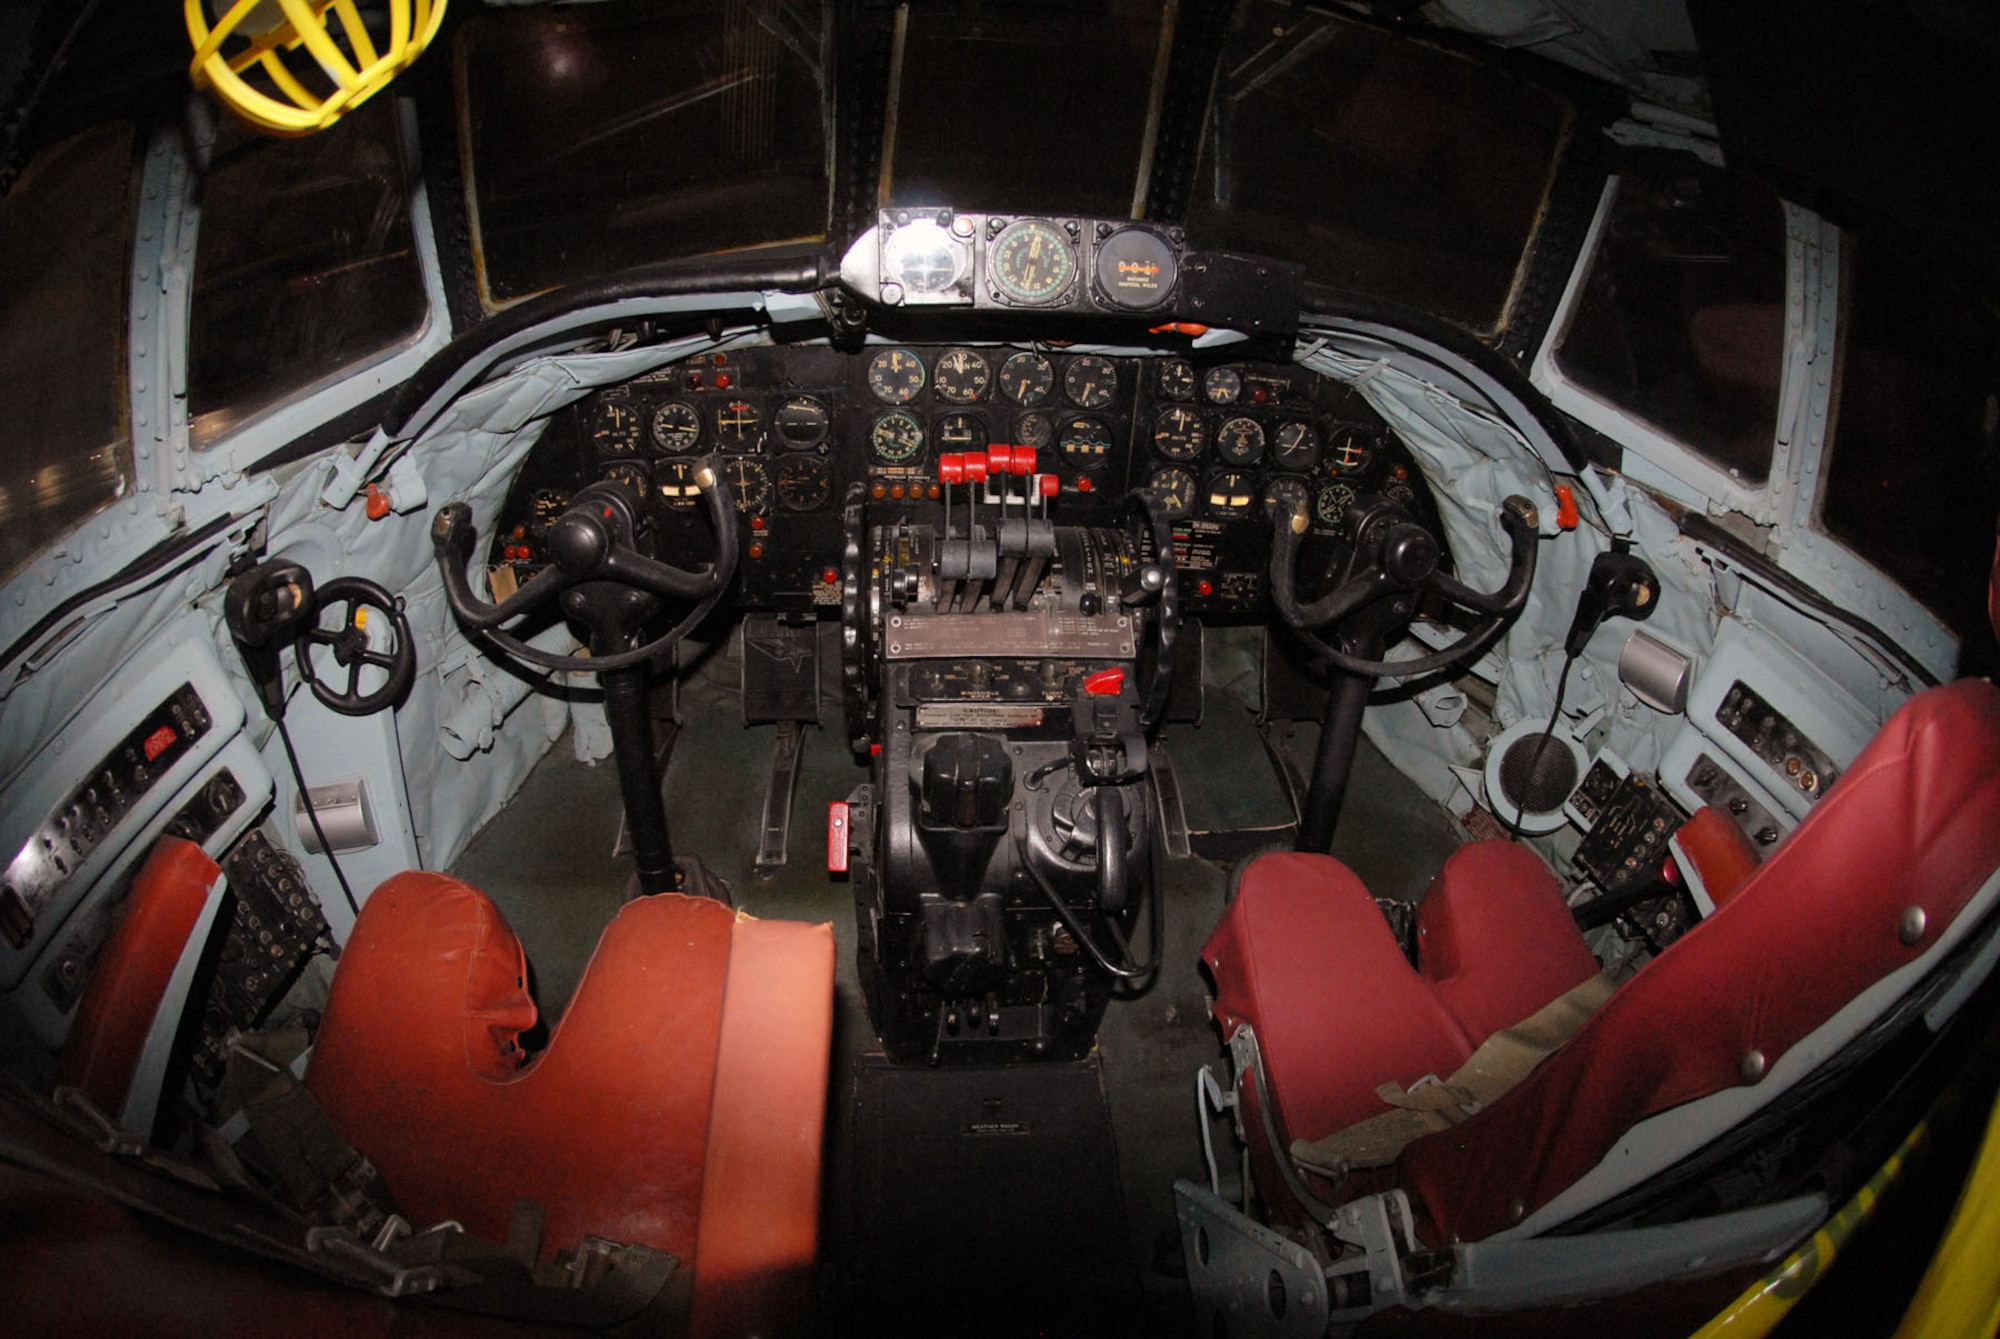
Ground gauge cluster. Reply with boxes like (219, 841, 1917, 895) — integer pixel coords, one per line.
(850, 210, 1191, 318)
(489, 344, 1441, 617)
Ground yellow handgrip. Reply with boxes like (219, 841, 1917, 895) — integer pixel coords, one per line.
(185, 0, 448, 137)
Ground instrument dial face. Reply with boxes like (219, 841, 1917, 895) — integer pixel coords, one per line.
(1063, 355, 1118, 409)
(1205, 471, 1256, 518)
(775, 456, 831, 511)
(530, 488, 571, 535)
(1093, 227, 1178, 309)
(773, 396, 830, 449)
(602, 464, 647, 496)
(1263, 476, 1311, 525)
(1148, 467, 1197, 519)
(1057, 416, 1114, 468)
(723, 459, 769, 511)
(1328, 426, 1374, 475)
(594, 401, 644, 455)
(866, 348, 927, 405)
(870, 410, 925, 464)
(1272, 421, 1320, 470)
(1316, 481, 1358, 527)
(656, 459, 702, 509)
(1152, 406, 1205, 461)
(882, 218, 965, 294)
(1158, 359, 1197, 401)
(1014, 411, 1054, 450)
(989, 219, 1075, 305)
(933, 348, 992, 404)
(1202, 367, 1242, 405)
(649, 400, 701, 453)
(934, 412, 988, 454)
(714, 399, 763, 451)
(998, 351, 1055, 405)
(1215, 416, 1266, 466)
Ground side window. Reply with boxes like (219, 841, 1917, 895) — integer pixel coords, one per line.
(188, 98, 427, 449)
(1552, 158, 1786, 485)
(1820, 240, 2000, 663)
(0, 123, 137, 581)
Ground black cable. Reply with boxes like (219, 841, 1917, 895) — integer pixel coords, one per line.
(1024, 787, 1163, 982)
(274, 715, 362, 922)
(1502, 650, 1577, 843)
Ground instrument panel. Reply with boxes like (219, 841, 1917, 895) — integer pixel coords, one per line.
(492, 344, 1444, 617)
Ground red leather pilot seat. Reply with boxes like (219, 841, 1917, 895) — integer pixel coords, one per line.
(306, 874, 835, 1339)
(1206, 676, 2000, 1243)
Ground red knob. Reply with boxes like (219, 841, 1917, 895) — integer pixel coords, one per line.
(1039, 474, 1059, 497)
(1012, 447, 1036, 475)
(940, 454, 965, 484)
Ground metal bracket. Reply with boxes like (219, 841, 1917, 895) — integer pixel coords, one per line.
(1148, 739, 1193, 859)
(754, 720, 806, 876)
(305, 1224, 444, 1298)
(1177, 1180, 1331, 1339)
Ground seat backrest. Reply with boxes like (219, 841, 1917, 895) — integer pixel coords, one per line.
(1399, 678, 2000, 1243)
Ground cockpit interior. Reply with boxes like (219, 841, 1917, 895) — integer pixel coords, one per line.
(4, 2, 2000, 1336)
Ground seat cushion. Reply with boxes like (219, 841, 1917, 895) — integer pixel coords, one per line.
(308, 874, 736, 1262)
(1417, 841, 1601, 1043)
(1207, 853, 1476, 1149)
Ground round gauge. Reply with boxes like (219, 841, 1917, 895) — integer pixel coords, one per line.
(882, 218, 965, 295)
(594, 402, 644, 455)
(649, 400, 701, 453)
(1063, 356, 1118, 409)
(866, 348, 927, 405)
(1057, 416, 1114, 469)
(1205, 471, 1256, 518)
(989, 218, 1076, 305)
(1147, 467, 1197, 520)
(934, 412, 988, 454)
(775, 456, 831, 512)
(1272, 421, 1320, 470)
(1015, 411, 1054, 450)
(1202, 367, 1243, 406)
(773, 395, 831, 450)
(870, 410, 925, 464)
(1327, 426, 1374, 475)
(933, 349, 992, 405)
(723, 459, 769, 512)
(603, 463, 649, 495)
(715, 399, 763, 451)
(656, 459, 703, 509)
(1152, 406, 1205, 461)
(1316, 481, 1358, 528)
(1158, 359, 1197, 401)
(998, 351, 1055, 406)
(1386, 483, 1416, 508)
(1093, 227, 1178, 309)
(1215, 416, 1266, 466)
(1264, 476, 1311, 525)
(529, 488, 571, 535)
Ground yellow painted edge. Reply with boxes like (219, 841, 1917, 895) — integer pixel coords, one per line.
(1892, 1082, 2000, 1339)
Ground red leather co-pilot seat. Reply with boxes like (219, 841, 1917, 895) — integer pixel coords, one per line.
(1205, 676, 2000, 1244)
(306, 874, 835, 1339)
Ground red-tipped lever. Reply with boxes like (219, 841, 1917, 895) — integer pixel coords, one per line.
(939, 453, 966, 485)
(1011, 447, 1036, 476)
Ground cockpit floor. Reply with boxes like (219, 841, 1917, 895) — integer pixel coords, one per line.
(449, 626, 1463, 1332)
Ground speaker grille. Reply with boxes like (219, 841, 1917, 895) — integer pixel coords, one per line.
(1498, 731, 1580, 815)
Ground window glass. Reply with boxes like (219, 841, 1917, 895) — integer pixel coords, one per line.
(1820, 240, 2000, 658)
(460, 0, 829, 305)
(887, 0, 1166, 218)
(1187, 3, 1568, 332)
(1554, 159, 1785, 484)
(0, 123, 135, 581)
(188, 98, 427, 448)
